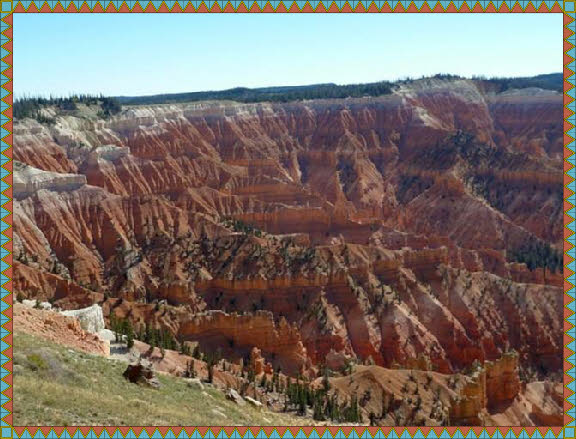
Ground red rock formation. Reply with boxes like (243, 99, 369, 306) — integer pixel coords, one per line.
(14, 78, 563, 392)
(179, 310, 308, 375)
(14, 303, 109, 356)
(326, 353, 559, 427)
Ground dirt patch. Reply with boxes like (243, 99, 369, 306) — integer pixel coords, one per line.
(14, 303, 109, 356)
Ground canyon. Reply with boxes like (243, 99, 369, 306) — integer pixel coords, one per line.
(13, 77, 563, 425)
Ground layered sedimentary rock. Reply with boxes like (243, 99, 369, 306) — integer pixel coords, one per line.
(325, 351, 560, 427)
(449, 352, 522, 425)
(14, 78, 563, 403)
(179, 310, 308, 375)
(14, 161, 86, 199)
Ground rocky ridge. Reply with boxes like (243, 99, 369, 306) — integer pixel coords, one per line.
(14, 302, 562, 427)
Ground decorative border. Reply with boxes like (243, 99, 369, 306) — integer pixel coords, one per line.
(1, 3, 571, 439)
(4, 1, 569, 12)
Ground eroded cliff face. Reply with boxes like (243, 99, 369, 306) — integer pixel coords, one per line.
(14, 79, 563, 391)
(326, 352, 561, 427)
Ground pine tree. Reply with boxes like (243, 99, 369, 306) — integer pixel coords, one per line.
(109, 311, 120, 342)
(144, 323, 152, 345)
(149, 327, 157, 348)
(261, 374, 268, 390)
(298, 386, 306, 415)
(180, 340, 191, 356)
(208, 364, 214, 383)
(330, 392, 340, 421)
(185, 361, 196, 378)
(313, 394, 325, 421)
(369, 411, 377, 426)
(349, 394, 360, 423)
(322, 366, 331, 391)
(125, 319, 134, 349)
(137, 324, 145, 342)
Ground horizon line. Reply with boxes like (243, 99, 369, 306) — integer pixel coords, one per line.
(14, 72, 562, 101)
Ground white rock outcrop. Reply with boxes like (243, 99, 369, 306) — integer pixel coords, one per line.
(96, 328, 117, 342)
(21, 299, 52, 310)
(14, 161, 86, 199)
(87, 145, 130, 165)
(244, 396, 263, 410)
(61, 304, 105, 334)
(225, 388, 246, 406)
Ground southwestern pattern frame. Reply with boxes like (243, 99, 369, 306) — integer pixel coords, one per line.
(1, 3, 572, 438)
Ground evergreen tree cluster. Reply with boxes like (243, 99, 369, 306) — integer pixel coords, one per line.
(477, 73, 562, 93)
(137, 322, 178, 351)
(14, 94, 122, 122)
(15, 74, 560, 122)
(205, 349, 225, 383)
(282, 370, 361, 423)
(116, 73, 560, 107)
(100, 97, 123, 117)
(109, 311, 178, 351)
(117, 81, 395, 106)
(109, 311, 135, 348)
(508, 239, 563, 273)
(222, 218, 263, 237)
(185, 344, 222, 383)
(184, 360, 196, 378)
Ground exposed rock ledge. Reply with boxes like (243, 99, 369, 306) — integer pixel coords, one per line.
(61, 303, 106, 334)
(88, 145, 130, 164)
(14, 161, 86, 199)
(14, 303, 109, 356)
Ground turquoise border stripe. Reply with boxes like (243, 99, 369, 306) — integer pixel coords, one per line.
(2, 2, 569, 439)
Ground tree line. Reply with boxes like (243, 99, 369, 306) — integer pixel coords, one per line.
(116, 73, 561, 106)
(14, 94, 122, 122)
(283, 368, 362, 423)
(477, 73, 562, 93)
(15, 73, 560, 121)
(117, 81, 395, 106)
(508, 238, 563, 273)
(109, 311, 177, 351)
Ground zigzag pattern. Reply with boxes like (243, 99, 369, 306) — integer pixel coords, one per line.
(7, 0, 568, 12)
(6, 426, 572, 438)
(566, 7, 576, 439)
(1, 5, 11, 439)
(0, 2, 573, 439)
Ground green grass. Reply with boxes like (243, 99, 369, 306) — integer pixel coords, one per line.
(13, 333, 313, 426)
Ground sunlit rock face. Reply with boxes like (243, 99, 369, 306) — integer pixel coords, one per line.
(14, 78, 563, 383)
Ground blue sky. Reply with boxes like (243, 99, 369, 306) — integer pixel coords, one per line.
(14, 14, 562, 98)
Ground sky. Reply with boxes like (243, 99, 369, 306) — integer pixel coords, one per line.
(14, 14, 562, 98)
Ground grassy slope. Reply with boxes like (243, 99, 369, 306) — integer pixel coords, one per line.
(13, 333, 313, 426)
